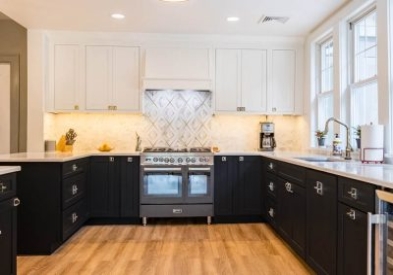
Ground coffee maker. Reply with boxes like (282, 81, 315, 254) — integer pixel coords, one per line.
(259, 122, 276, 151)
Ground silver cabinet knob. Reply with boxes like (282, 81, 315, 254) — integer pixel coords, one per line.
(285, 182, 294, 193)
(13, 198, 20, 207)
(268, 208, 275, 218)
(348, 187, 358, 200)
(268, 182, 274, 191)
(222, 157, 226, 162)
(109, 157, 115, 162)
(72, 213, 78, 223)
(239, 156, 244, 162)
(72, 164, 78, 171)
(346, 209, 356, 220)
(0, 182, 6, 193)
(72, 184, 78, 195)
(268, 163, 274, 170)
(127, 157, 133, 163)
(314, 181, 324, 196)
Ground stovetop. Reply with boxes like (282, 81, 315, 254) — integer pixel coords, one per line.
(141, 147, 213, 166)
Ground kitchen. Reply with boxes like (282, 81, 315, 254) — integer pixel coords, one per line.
(0, 0, 392, 274)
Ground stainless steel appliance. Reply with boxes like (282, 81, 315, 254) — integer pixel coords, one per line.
(140, 147, 213, 226)
(259, 122, 276, 151)
(368, 189, 393, 274)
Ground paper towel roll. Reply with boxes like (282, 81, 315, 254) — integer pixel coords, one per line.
(360, 124, 384, 162)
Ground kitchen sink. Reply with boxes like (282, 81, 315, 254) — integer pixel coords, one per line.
(294, 156, 344, 162)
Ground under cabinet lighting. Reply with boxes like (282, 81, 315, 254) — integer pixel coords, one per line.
(227, 17, 240, 22)
(111, 13, 125, 19)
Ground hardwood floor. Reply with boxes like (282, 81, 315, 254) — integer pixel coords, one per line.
(17, 219, 314, 275)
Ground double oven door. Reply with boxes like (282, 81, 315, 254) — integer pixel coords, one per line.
(140, 165, 213, 204)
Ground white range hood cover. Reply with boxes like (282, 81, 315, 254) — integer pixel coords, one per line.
(143, 78, 212, 91)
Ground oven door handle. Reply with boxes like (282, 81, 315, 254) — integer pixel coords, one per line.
(188, 167, 211, 172)
(143, 167, 182, 172)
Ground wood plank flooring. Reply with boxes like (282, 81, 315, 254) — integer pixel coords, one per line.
(17, 219, 314, 275)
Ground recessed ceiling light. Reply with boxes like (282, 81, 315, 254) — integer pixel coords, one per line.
(227, 17, 240, 22)
(111, 13, 125, 19)
(161, 0, 189, 2)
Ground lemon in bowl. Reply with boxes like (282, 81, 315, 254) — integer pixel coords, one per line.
(98, 143, 114, 152)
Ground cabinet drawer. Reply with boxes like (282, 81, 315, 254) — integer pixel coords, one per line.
(62, 199, 88, 241)
(277, 162, 306, 187)
(0, 173, 16, 201)
(63, 159, 88, 178)
(140, 204, 213, 217)
(63, 173, 86, 209)
(266, 173, 278, 199)
(338, 177, 375, 213)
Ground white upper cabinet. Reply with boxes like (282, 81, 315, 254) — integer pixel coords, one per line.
(48, 44, 82, 111)
(85, 45, 140, 112)
(215, 49, 267, 112)
(269, 49, 297, 114)
(143, 47, 212, 90)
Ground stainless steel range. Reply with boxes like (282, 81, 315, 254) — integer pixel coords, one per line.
(140, 147, 214, 226)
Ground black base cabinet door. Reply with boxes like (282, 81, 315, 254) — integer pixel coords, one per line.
(120, 157, 139, 217)
(0, 198, 17, 275)
(306, 170, 337, 275)
(277, 177, 306, 258)
(338, 203, 367, 275)
(90, 157, 120, 218)
(214, 156, 235, 216)
(234, 157, 262, 215)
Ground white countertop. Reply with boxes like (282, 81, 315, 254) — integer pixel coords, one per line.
(0, 151, 141, 162)
(259, 151, 393, 189)
(0, 166, 21, 175)
(1, 149, 393, 189)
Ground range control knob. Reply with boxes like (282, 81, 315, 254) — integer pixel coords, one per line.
(164, 158, 169, 163)
(153, 157, 158, 162)
(178, 158, 183, 163)
(159, 157, 163, 162)
(191, 158, 196, 163)
(186, 158, 191, 163)
(199, 157, 205, 162)
(170, 158, 175, 163)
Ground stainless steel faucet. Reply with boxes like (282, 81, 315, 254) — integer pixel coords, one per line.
(323, 117, 352, 160)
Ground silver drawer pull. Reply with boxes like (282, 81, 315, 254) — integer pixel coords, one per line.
(0, 230, 2, 235)
(13, 198, 20, 207)
(314, 181, 324, 196)
(268, 208, 275, 218)
(127, 157, 133, 163)
(0, 182, 7, 193)
(285, 182, 294, 193)
(72, 213, 78, 223)
(173, 209, 183, 214)
(347, 209, 356, 220)
(268, 163, 274, 170)
(222, 157, 226, 162)
(72, 184, 78, 195)
(109, 157, 115, 162)
(239, 156, 244, 162)
(72, 164, 78, 171)
(348, 187, 358, 200)
(268, 182, 274, 191)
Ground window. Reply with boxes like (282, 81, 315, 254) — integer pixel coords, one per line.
(316, 37, 334, 144)
(349, 10, 378, 129)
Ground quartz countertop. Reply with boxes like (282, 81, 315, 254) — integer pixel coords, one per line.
(0, 151, 141, 162)
(259, 151, 393, 189)
(0, 166, 21, 175)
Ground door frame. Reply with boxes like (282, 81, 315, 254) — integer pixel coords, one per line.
(0, 55, 20, 153)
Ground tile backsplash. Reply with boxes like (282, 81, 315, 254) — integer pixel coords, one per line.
(44, 90, 307, 152)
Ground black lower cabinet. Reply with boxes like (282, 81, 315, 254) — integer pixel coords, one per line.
(0, 197, 18, 275)
(337, 203, 367, 275)
(90, 156, 139, 220)
(277, 177, 306, 257)
(306, 170, 337, 275)
(214, 156, 262, 221)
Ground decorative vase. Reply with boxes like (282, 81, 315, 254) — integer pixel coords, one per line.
(317, 137, 326, 147)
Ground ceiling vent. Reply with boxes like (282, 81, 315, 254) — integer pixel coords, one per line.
(258, 15, 290, 24)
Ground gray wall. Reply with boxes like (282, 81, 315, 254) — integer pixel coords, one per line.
(0, 18, 27, 152)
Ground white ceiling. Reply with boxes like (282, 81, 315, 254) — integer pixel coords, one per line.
(0, 0, 349, 36)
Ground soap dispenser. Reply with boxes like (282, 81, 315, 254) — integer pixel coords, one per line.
(332, 133, 342, 156)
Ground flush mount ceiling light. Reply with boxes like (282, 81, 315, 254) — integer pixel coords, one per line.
(111, 13, 125, 19)
(160, 0, 189, 2)
(227, 17, 240, 22)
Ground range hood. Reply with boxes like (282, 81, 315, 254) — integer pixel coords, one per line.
(143, 78, 212, 91)
(143, 47, 213, 91)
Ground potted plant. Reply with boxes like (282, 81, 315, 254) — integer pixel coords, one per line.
(315, 130, 326, 147)
(353, 125, 361, 149)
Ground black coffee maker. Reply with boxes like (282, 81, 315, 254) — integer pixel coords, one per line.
(259, 122, 276, 151)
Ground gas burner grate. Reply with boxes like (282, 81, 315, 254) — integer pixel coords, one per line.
(189, 147, 211, 153)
